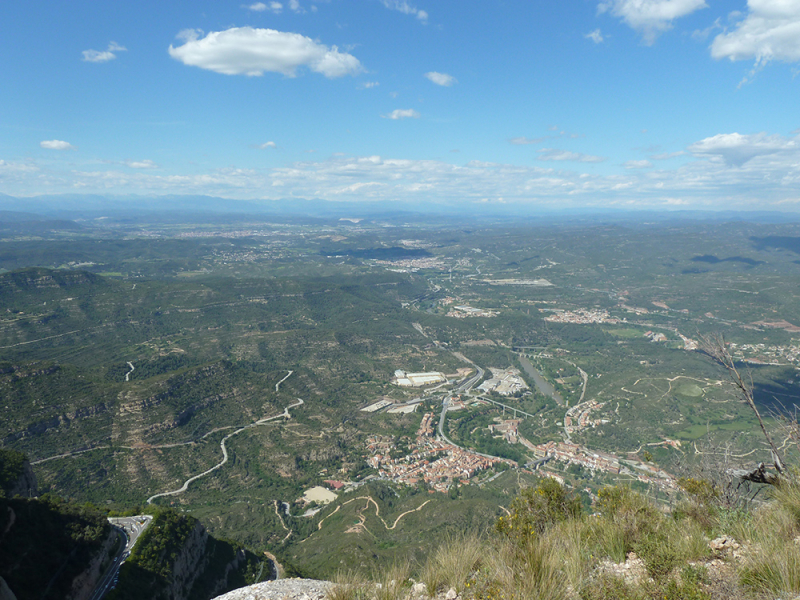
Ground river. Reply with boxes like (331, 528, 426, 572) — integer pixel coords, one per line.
(517, 353, 564, 406)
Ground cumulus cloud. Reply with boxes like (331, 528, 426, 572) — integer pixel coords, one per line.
(538, 148, 605, 163)
(381, 0, 428, 22)
(586, 28, 605, 43)
(168, 27, 363, 78)
(82, 41, 127, 63)
(688, 132, 798, 166)
(509, 137, 546, 145)
(288, 0, 304, 13)
(424, 71, 457, 86)
(258, 141, 277, 149)
(624, 159, 653, 168)
(383, 109, 420, 120)
(126, 159, 158, 169)
(40, 140, 75, 150)
(245, 2, 283, 13)
(598, 0, 707, 44)
(711, 0, 800, 79)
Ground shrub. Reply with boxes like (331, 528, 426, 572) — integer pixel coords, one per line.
(496, 478, 582, 544)
(589, 485, 664, 562)
(635, 529, 681, 581)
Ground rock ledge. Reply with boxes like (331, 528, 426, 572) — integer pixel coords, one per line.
(212, 578, 331, 600)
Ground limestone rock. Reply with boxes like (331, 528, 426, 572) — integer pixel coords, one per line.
(212, 578, 331, 600)
(709, 536, 740, 553)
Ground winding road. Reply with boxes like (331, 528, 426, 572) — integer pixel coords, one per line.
(275, 370, 293, 392)
(146, 398, 304, 504)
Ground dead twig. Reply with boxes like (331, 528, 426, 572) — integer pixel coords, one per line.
(699, 333, 785, 477)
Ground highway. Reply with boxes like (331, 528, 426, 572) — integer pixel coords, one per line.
(436, 361, 522, 464)
(90, 515, 152, 600)
(437, 359, 483, 446)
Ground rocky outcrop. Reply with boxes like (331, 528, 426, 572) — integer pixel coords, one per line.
(169, 520, 209, 600)
(3, 404, 107, 446)
(0, 577, 17, 600)
(5, 460, 36, 499)
(212, 579, 468, 600)
(66, 528, 118, 600)
(213, 579, 332, 600)
(119, 510, 270, 600)
(0, 451, 36, 498)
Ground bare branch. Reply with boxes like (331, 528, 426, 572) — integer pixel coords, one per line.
(699, 333, 785, 476)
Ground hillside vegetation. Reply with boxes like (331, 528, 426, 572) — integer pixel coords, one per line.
(5, 220, 800, 577)
(329, 475, 800, 600)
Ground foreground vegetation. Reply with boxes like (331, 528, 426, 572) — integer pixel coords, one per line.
(328, 475, 800, 600)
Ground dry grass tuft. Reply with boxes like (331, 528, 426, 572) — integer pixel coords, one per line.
(419, 532, 483, 596)
(326, 569, 370, 600)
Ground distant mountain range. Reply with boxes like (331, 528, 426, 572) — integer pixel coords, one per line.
(0, 192, 798, 224)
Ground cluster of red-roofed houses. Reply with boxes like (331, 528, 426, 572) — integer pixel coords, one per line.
(366, 433, 514, 492)
(564, 400, 609, 435)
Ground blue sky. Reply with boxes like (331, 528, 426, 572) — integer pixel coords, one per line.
(2, 0, 800, 211)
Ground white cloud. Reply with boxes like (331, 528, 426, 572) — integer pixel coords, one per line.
(289, 0, 304, 12)
(624, 159, 653, 168)
(168, 27, 363, 78)
(383, 109, 420, 120)
(0, 160, 39, 173)
(359, 81, 380, 89)
(650, 150, 686, 159)
(245, 2, 283, 13)
(691, 17, 721, 40)
(711, 0, 800, 78)
(176, 29, 203, 43)
(538, 148, 606, 163)
(424, 71, 457, 86)
(586, 28, 605, 43)
(6, 143, 800, 209)
(688, 132, 798, 166)
(381, 0, 428, 22)
(258, 141, 277, 149)
(40, 140, 75, 150)
(126, 159, 158, 169)
(82, 41, 127, 63)
(598, 0, 708, 44)
(509, 136, 546, 145)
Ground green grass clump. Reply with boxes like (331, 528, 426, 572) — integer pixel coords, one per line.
(739, 473, 800, 596)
